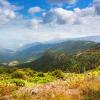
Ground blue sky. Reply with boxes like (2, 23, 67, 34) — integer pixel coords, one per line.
(8, 0, 93, 18)
(0, 0, 100, 49)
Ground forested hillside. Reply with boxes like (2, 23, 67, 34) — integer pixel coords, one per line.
(19, 43, 100, 73)
(0, 40, 96, 63)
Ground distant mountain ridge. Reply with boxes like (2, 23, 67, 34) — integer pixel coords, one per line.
(0, 35, 100, 63)
(50, 35, 100, 43)
(0, 48, 14, 63)
(19, 43, 100, 72)
(12, 40, 96, 62)
(74, 36, 100, 42)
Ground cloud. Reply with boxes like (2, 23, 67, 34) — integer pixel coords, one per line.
(0, 0, 20, 25)
(43, 9, 55, 24)
(0, 0, 10, 7)
(94, 0, 100, 15)
(1, 15, 100, 49)
(30, 19, 42, 29)
(29, 5, 96, 29)
(4, 9, 16, 19)
(48, 0, 77, 4)
(53, 8, 71, 24)
(41, 7, 95, 26)
(74, 7, 95, 17)
(28, 6, 42, 14)
(94, 0, 100, 3)
(0, 0, 100, 49)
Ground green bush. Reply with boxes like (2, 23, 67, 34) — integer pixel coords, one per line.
(84, 89, 100, 100)
(0, 67, 16, 74)
(51, 70, 65, 79)
(11, 79, 25, 87)
(23, 68, 37, 77)
(28, 76, 53, 84)
(11, 71, 26, 79)
(36, 72, 45, 77)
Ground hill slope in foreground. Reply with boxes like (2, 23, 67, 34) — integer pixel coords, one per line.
(0, 43, 100, 100)
(0, 67, 100, 100)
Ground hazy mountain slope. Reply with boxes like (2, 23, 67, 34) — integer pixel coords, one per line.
(0, 48, 14, 63)
(19, 42, 100, 72)
(0, 35, 99, 63)
(12, 43, 57, 62)
(18, 42, 42, 51)
(13, 40, 96, 62)
(50, 40, 96, 54)
(75, 36, 100, 42)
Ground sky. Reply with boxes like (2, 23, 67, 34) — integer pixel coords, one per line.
(0, 0, 100, 49)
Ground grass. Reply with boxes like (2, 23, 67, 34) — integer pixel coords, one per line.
(12, 79, 100, 100)
(0, 66, 100, 100)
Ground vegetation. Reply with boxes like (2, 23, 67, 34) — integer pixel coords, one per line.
(0, 66, 100, 100)
(0, 40, 96, 63)
(20, 43, 100, 73)
(0, 42, 100, 100)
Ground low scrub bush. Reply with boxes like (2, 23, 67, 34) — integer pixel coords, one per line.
(36, 72, 45, 77)
(23, 68, 37, 77)
(11, 71, 26, 79)
(0, 67, 15, 74)
(84, 88, 100, 100)
(51, 70, 65, 79)
(28, 75, 54, 83)
(11, 79, 25, 87)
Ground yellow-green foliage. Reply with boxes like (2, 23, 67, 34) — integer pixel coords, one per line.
(51, 70, 65, 79)
(0, 66, 100, 100)
(11, 70, 26, 79)
(0, 83, 18, 97)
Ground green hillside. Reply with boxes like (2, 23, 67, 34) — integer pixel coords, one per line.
(14, 40, 96, 62)
(19, 43, 100, 73)
(50, 40, 96, 54)
(0, 40, 96, 64)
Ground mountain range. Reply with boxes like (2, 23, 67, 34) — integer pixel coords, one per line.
(0, 35, 100, 64)
(19, 43, 100, 72)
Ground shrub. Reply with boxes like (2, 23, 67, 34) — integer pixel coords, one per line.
(84, 88, 100, 100)
(23, 68, 37, 77)
(51, 70, 65, 79)
(0, 67, 15, 74)
(36, 72, 45, 77)
(11, 71, 26, 79)
(11, 79, 25, 87)
(28, 75, 54, 83)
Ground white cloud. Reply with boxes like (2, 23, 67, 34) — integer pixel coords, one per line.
(74, 7, 96, 17)
(41, 7, 96, 26)
(0, 0, 100, 49)
(30, 19, 42, 29)
(0, 0, 10, 7)
(0, 0, 20, 25)
(1, 15, 100, 49)
(54, 8, 81, 24)
(28, 7, 42, 14)
(93, 0, 100, 15)
(0, 14, 100, 49)
(43, 9, 55, 24)
(3, 9, 16, 19)
(48, 0, 77, 4)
